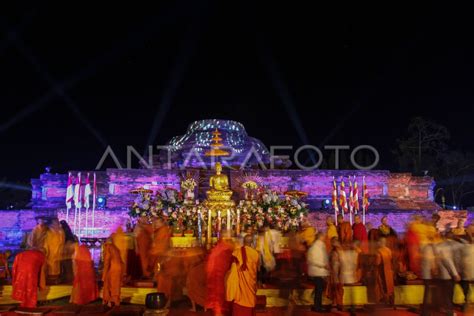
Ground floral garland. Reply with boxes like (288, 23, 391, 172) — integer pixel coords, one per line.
(129, 187, 310, 233)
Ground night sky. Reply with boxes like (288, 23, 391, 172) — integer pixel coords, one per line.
(2, 3, 474, 183)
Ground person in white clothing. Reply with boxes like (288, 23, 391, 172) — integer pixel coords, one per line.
(307, 233, 329, 313)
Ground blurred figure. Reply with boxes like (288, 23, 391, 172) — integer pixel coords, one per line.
(405, 215, 423, 277)
(460, 224, 474, 310)
(186, 248, 207, 312)
(0, 250, 11, 280)
(60, 220, 77, 283)
(134, 217, 153, 278)
(433, 233, 462, 316)
(337, 214, 352, 245)
(378, 216, 398, 252)
(326, 216, 338, 251)
(102, 240, 124, 307)
(352, 214, 368, 253)
(28, 217, 48, 249)
(206, 229, 235, 316)
(149, 217, 170, 274)
(327, 237, 344, 311)
(420, 235, 438, 316)
(70, 244, 99, 304)
(268, 224, 282, 256)
(307, 233, 329, 313)
(298, 218, 317, 248)
(367, 222, 380, 254)
(44, 218, 65, 282)
(452, 218, 467, 236)
(374, 238, 394, 305)
(11, 248, 46, 308)
(340, 241, 360, 316)
(230, 234, 259, 316)
(256, 226, 276, 285)
(111, 226, 128, 278)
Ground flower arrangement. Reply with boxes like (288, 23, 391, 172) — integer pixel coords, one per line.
(236, 189, 309, 232)
(181, 178, 197, 191)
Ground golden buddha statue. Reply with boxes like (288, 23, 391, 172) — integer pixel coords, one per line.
(207, 162, 232, 201)
(204, 162, 235, 209)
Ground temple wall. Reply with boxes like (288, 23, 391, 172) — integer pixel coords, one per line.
(0, 210, 36, 251)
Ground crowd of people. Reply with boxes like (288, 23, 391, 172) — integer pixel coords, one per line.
(3, 212, 473, 315)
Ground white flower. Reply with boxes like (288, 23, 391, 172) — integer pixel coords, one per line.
(296, 204, 301, 210)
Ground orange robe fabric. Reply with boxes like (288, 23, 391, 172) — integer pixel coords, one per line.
(352, 223, 369, 253)
(44, 227, 65, 277)
(102, 243, 123, 306)
(28, 224, 48, 249)
(337, 221, 353, 245)
(12, 250, 46, 308)
(135, 221, 153, 277)
(405, 224, 421, 276)
(111, 227, 128, 277)
(327, 247, 343, 307)
(71, 245, 98, 304)
(156, 251, 185, 302)
(232, 245, 259, 312)
(375, 246, 394, 303)
(205, 239, 235, 315)
(149, 226, 171, 273)
(186, 259, 207, 307)
(326, 224, 338, 251)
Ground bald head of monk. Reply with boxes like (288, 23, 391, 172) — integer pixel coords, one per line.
(244, 234, 254, 247)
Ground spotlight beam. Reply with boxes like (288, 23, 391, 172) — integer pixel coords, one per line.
(0, 2, 188, 134)
(143, 7, 206, 157)
(6, 31, 108, 147)
(257, 40, 316, 164)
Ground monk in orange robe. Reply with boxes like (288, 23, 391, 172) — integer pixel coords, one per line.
(337, 214, 352, 246)
(326, 216, 338, 251)
(327, 237, 344, 310)
(206, 230, 235, 316)
(352, 215, 369, 253)
(12, 249, 46, 308)
(182, 246, 207, 311)
(134, 217, 153, 278)
(44, 219, 65, 281)
(375, 238, 394, 304)
(186, 256, 207, 312)
(71, 244, 98, 304)
(111, 226, 128, 278)
(28, 218, 48, 249)
(229, 234, 259, 316)
(149, 218, 170, 274)
(102, 241, 124, 307)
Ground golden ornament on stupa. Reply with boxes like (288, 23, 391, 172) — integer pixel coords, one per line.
(205, 129, 230, 157)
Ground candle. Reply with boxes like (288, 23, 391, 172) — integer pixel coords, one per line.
(226, 209, 231, 231)
(197, 209, 202, 240)
(236, 209, 241, 235)
(217, 210, 221, 233)
(207, 209, 212, 244)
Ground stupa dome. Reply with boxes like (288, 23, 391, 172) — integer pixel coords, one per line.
(155, 119, 273, 168)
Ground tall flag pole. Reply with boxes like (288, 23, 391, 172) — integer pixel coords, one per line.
(92, 172, 97, 236)
(65, 172, 74, 222)
(353, 176, 360, 215)
(73, 172, 82, 234)
(332, 177, 339, 224)
(362, 176, 370, 225)
(348, 179, 354, 225)
(339, 179, 348, 218)
(83, 173, 92, 237)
